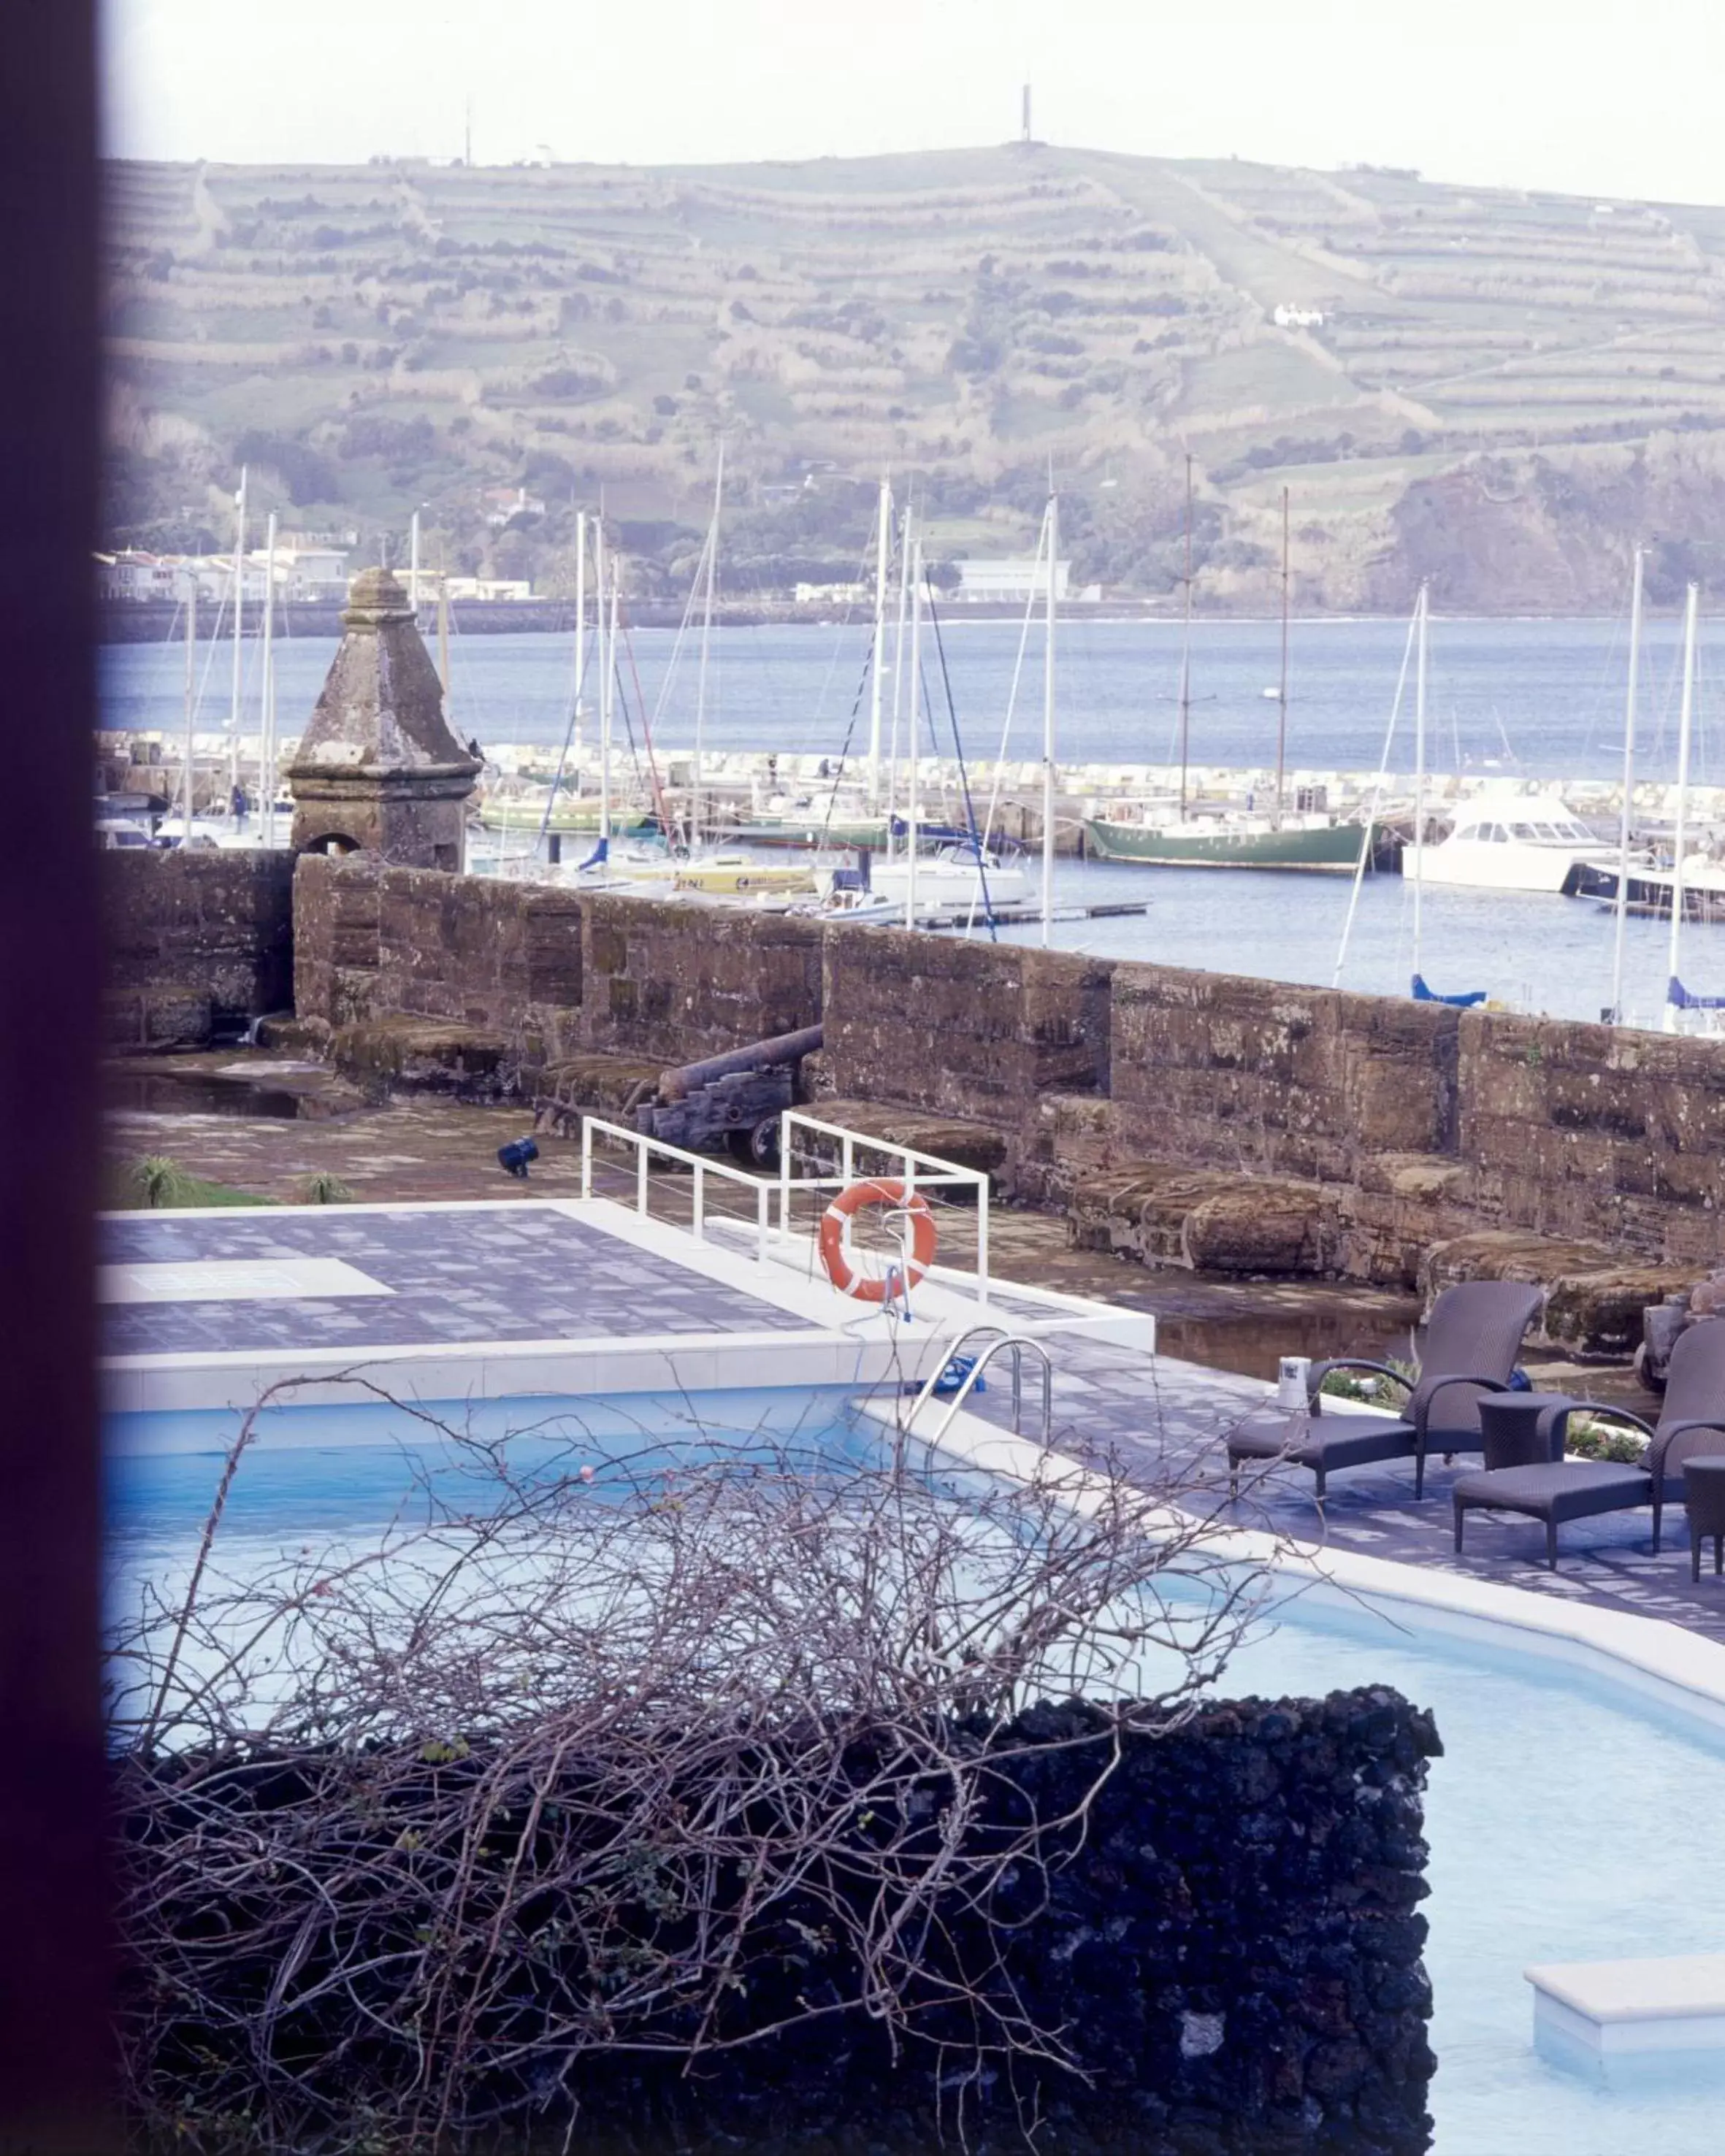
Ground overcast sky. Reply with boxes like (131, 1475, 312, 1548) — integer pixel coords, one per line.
(105, 0, 1725, 205)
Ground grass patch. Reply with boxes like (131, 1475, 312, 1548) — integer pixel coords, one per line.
(1318, 1356, 1417, 1404)
(1564, 1413, 1648, 1465)
(113, 1156, 275, 1211)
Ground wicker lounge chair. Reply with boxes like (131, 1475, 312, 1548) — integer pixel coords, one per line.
(1228, 1280, 1543, 1500)
(1451, 1318, 1725, 1568)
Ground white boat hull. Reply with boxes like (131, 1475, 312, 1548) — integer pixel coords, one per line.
(852, 863, 1032, 925)
(1407, 841, 1594, 894)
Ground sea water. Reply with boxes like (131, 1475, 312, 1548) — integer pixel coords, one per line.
(101, 613, 1724, 1023)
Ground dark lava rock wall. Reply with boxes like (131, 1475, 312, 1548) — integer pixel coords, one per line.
(597, 1685, 1444, 2152)
(124, 1687, 1439, 2156)
(107, 847, 295, 1048)
(949, 1687, 1442, 2155)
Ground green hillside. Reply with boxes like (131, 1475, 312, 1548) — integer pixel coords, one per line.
(102, 143, 1725, 611)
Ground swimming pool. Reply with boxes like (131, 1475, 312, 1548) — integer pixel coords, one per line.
(107, 1394, 1725, 2155)
(1211, 1597, 1725, 2156)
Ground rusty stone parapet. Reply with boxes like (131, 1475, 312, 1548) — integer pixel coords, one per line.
(580, 893, 822, 1065)
(107, 847, 295, 1050)
(292, 852, 381, 1035)
(118, 851, 1725, 1325)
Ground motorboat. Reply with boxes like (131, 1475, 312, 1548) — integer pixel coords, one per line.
(96, 816, 155, 851)
(821, 844, 1032, 927)
(1406, 792, 1607, 894)
(1572, 851, 1725, 921)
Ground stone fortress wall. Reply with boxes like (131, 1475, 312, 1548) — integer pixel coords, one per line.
(91, 844, 1719, 1346)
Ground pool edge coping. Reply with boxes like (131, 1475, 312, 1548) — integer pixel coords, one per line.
(878, 1400, 1725, 1736)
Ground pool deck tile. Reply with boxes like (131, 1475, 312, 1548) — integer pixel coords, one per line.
(959, 1330, 1725, 1646)
(102, 1205, 819, 1359)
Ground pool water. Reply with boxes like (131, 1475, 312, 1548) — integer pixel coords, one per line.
(1209, 1600, 1725, 2156)
(108, 1403, 1725, 2155)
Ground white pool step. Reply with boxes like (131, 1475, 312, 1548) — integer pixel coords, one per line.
(1527, 1954, 1725, 2065)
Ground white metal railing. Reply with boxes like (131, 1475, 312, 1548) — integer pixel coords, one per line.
(578, 1109, 995, 1305)
(579, 1116, 773, 1259)
(776, 1109, 992, 1307)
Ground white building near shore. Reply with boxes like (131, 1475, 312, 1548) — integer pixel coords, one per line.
(953, 556, 1099, 604)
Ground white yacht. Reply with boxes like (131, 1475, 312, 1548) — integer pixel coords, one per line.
(1407, 793, 1605, 894)
(820, 846, 1032, 927)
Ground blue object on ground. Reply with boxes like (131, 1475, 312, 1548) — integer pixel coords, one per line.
(903, 1353, 984, 1398)
(1412, 972, 1488, 1008)
(497, 1137, 539, 1178)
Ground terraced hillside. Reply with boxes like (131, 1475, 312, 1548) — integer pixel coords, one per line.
(103, 145, 1725, 611)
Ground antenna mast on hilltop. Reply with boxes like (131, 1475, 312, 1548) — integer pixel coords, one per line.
(464, 98, 473, 168)
(1021, 85, 1033, 145)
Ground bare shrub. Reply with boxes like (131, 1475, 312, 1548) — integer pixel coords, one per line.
(111, 1383, 1269, 2152)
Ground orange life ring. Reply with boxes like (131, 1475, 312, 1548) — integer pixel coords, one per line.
(818, 1178, 938, 1303)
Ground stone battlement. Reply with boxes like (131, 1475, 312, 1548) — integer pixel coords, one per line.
(108, 851, 1724, 1334)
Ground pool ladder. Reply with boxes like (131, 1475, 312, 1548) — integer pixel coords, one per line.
(902, 1324, 1055, 1449)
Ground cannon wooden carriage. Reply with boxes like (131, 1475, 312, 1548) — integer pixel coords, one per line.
(633, 1024, 823, 1167)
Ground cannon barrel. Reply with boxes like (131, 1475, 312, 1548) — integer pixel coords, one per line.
(658, 1024, 824, 1104)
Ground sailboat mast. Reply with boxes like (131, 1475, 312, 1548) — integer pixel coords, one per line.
(1665, 580, 1699, 1027)
(1177, 453, 1193, 821)
(573, 510, 586, 761)
(1412, 582, 1428, 980)
(906, 534, 924, 930)
(229, 467, 247, 799)
(1274, 484, 1290, 831)
(181, 572, 196, 837)
(597, 519, 613, 851)
(1041, 493, 1057, 946)
(692, 445, 723, 852)
(866, 475, 891, 813)
(260, 511, 277, 847)
(888, 504, 913, 856)
(1610, 548, 1643, 1026)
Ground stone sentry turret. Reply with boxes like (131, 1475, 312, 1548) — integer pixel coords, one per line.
(288, 567, 481, 869)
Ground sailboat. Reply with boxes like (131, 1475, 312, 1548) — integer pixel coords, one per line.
(730, 475, 896, 851)
(818, 513, 1033, 926)
(1083, 482, 1373, 874)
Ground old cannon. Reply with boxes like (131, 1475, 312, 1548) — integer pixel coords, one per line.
(633, 1024, 823, 1167)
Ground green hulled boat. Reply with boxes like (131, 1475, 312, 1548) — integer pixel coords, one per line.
(1084, 814, 1371, 873)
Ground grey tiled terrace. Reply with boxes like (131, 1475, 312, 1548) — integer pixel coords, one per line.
(965, 1332, 1725, 1646)
(104, 1207, 818, 1358)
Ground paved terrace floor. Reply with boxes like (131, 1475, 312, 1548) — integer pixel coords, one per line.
(959, 1334, 1725, 1647)
(107, 1056, 1711, 1633)
(103, 1208, 817, 1359)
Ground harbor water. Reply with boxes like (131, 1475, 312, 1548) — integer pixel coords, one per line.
(102, 612, 1725, 1027)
